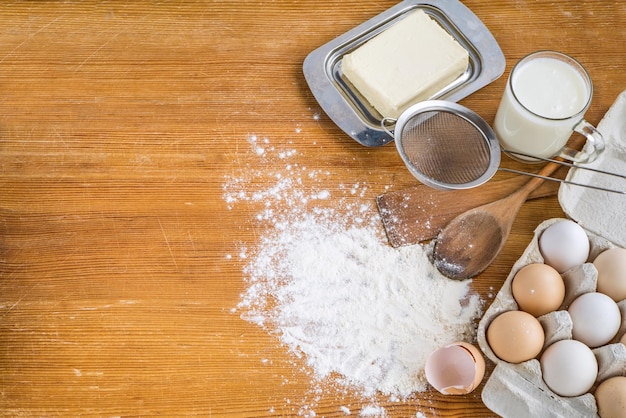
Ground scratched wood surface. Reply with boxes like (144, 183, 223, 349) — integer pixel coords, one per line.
(0, 1, 624, 416)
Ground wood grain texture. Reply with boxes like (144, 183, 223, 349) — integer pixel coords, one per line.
(1, 1, 624, 416)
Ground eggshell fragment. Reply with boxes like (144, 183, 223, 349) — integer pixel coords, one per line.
(595, 376, 626, 418)
(425, 342, 485, 395)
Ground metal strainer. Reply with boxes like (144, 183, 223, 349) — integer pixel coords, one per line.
(383, 100, 501, 190)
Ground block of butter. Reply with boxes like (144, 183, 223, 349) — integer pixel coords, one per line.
(342, 9, 469, 119)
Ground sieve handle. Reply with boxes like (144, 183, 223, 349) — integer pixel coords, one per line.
(381, 117, 397, 138)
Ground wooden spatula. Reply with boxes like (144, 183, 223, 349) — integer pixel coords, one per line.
(377, 169, 566, 247)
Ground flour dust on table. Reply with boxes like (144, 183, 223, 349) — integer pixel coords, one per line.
(223, 132, 483, 416)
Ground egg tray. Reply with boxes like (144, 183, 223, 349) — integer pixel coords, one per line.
(477, 218, 626, 418)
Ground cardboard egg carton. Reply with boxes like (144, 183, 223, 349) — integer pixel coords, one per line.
(477, 218, 626, 418)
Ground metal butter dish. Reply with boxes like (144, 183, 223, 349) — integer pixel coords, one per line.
(303, 0, 506, 147)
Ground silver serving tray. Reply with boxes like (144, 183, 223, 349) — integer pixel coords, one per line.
(303, 0, 506, 147)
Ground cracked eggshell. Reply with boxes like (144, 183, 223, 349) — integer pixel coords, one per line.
(425, 342, 485, 395)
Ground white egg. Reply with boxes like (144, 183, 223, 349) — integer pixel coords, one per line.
(539, 220, 589, 273)
(540, 339, 598, 397)
(568, 292, 621, 348)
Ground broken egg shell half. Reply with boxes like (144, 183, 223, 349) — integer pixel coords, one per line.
(425, 342, 486, 395)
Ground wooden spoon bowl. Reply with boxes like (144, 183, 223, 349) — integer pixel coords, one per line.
(433, 161, 561, 280)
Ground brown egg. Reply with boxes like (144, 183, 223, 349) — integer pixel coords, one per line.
(512, 263, 565, 317)
(487, 310, 545, 363)
(594, 247, 626, 302)
(595, 376, 626, 418)
(621, 333, 626, 346)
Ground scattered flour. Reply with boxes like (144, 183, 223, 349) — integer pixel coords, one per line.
(225, 134, 483, 416)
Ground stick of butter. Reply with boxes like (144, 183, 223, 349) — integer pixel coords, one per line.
(342, 9, 469, 119)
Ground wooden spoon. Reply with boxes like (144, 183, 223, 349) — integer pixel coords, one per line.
(376, 171, 563, 247)
(432, 160, 561, 280)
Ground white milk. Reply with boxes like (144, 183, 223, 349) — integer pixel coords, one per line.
(494, 56, 590, 160)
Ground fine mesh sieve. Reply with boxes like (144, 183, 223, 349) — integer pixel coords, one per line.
(383, 100, 501, 190)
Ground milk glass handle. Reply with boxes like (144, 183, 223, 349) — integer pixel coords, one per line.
(558, 120, 605, 163)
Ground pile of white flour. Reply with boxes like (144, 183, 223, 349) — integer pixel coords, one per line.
(224, 133, 483, 413)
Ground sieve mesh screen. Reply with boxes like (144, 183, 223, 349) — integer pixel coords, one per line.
(398, 110, 492, 185)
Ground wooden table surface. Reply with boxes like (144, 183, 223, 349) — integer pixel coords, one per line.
(1, 1, 624, 416)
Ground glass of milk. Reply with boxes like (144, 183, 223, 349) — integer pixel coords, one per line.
(494, 51, 604, 163)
